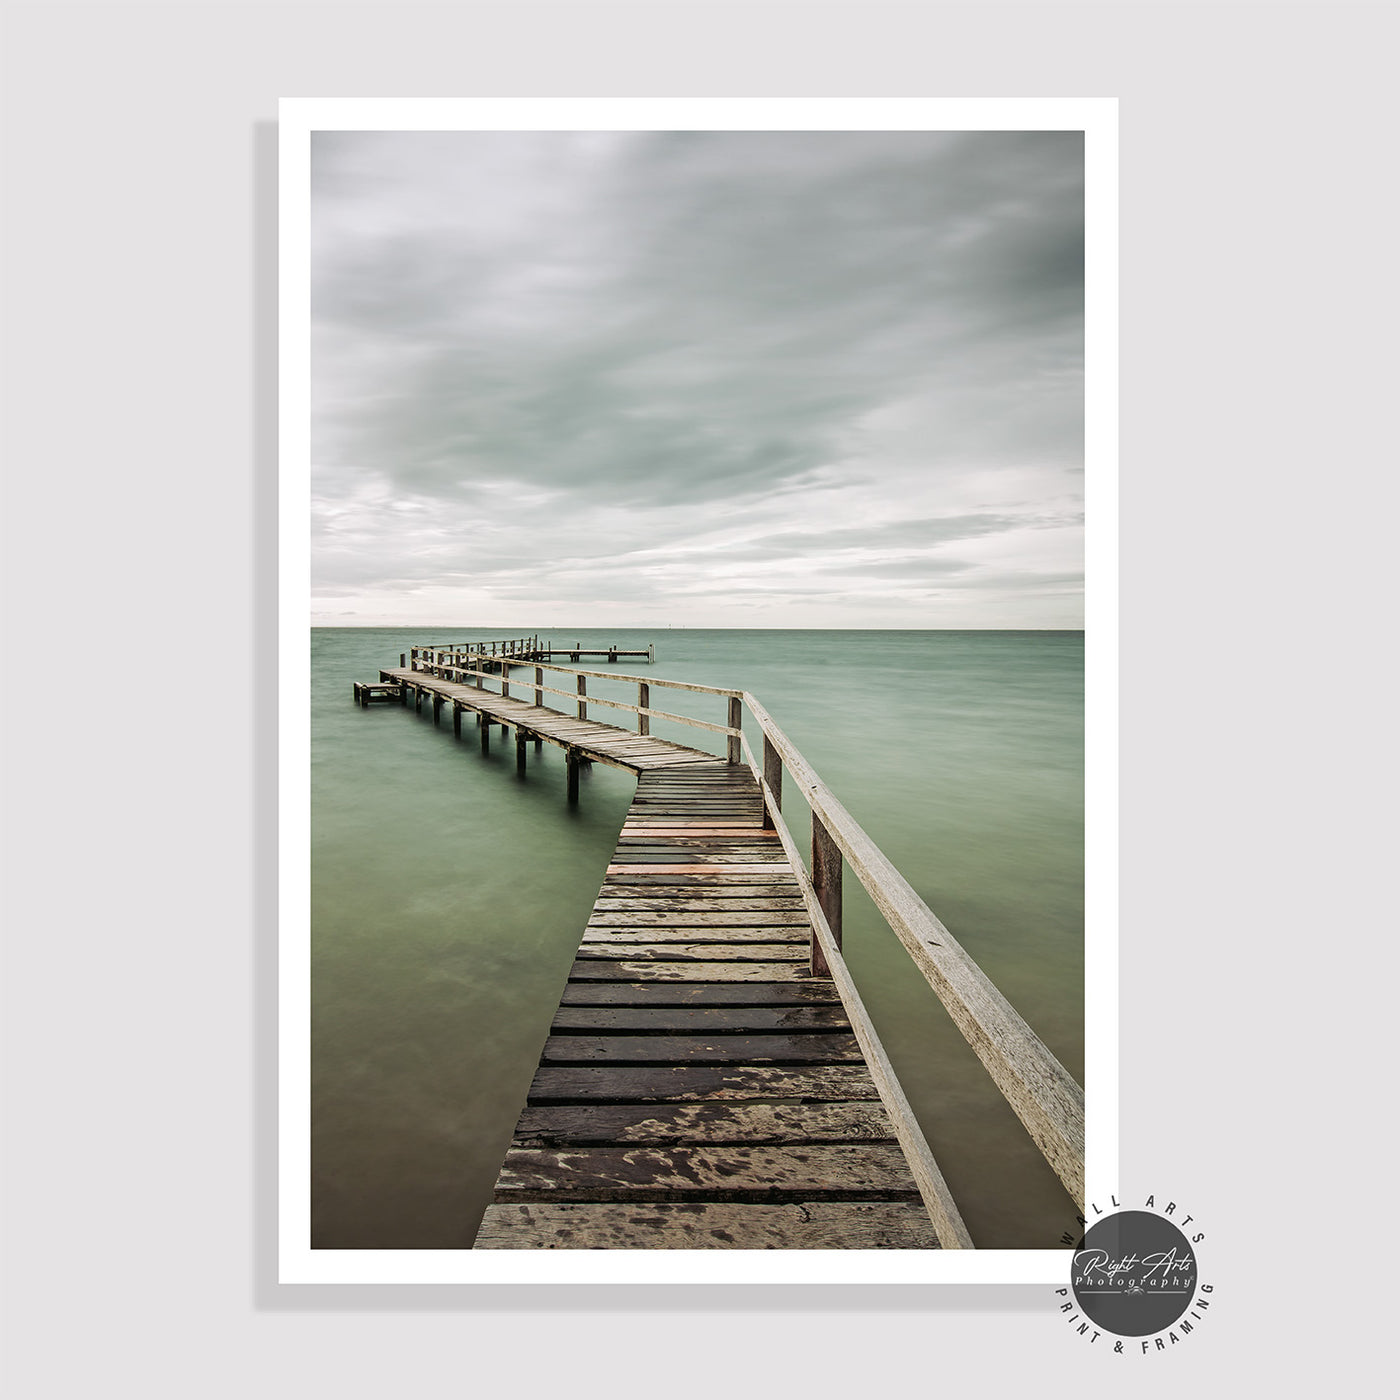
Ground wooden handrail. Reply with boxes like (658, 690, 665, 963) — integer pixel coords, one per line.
(740, 692, 1086, 1211)
(404, 650, 744, 747)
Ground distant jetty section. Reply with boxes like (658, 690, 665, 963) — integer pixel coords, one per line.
(397, 635, 654, 673)
(351, 637, 1084, 1249)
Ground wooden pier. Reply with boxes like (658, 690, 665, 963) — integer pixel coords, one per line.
(402, 637, 654, 673)
(354, 640, 1085, 1249)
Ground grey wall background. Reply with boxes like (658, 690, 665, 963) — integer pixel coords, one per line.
(2, 2, 1391, 1395)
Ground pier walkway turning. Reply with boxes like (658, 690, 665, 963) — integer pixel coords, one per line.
(353, 642, 1085, 1249)
(376, 665, 717, 782)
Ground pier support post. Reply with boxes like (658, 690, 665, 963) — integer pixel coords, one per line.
(481, 717, 490, 754)
(453, 703, 462, 739)
(415, 686, 423, 714)
(517, 729, 528, 775)
(811, 816, 842, 977)
(727, 696, 742, 764)
(638, 681, 649, 735)
(566, 747, 580, 803)
(762, 735, 782, 830)
(433, 694, 442, 726)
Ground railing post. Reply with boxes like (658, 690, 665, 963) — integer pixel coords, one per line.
(727, 695, 741, 765)
(577, 674, 587, 720)
(638, 681, 649, 735)
(534, 666, 544, 707)
(502, 663, 511, 700)
(811, 815, 842, 977)
(762, 734, 782, 830)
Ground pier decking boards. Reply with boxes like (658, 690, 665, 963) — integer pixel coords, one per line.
(378, 667, 717, 774)
(474, 763, 938, 1249)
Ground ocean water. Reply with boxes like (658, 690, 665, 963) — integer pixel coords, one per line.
(309, 627, 1084, 1249)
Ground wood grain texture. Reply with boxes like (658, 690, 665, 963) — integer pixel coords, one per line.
(538, 1033, 865, 1064)
(580, 927, 808, 946)
(495, 1144, 920, 1200)
(567, 959, 818, 982)
(474, 1200, 939, 1249)
(512, 1100, 888, 1147)
(550, 1004, 851, 1033)
(526, 1064, 882, 1103)
(559, 980, 843, 1007)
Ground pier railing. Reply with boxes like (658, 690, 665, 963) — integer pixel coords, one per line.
(737, 693, 1086, 1215)
(393, 648, 1085, 1218)
(408, 652, 744, 755)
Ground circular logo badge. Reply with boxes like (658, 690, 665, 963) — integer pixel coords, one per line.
(1071, 1210, 1199, 1337)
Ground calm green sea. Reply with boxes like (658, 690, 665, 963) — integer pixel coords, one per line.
(310, 627, 1084, 1249)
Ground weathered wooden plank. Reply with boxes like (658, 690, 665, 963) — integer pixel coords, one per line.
(539, 1033, 864, 1064)
(629, 796, 755, 803)
(591, 896, 808, 912)
(629, 790, 757, 798)
(630, 783, 757, 791)
(616, 834, 782, 845)
(621, 817, 772, 828)
(568, 958, 814, 981)
(474, 1200, 939, 1249)
(598, 874, 803, 890)
(550, 1004, 851, 1033)
(582, 928, 807, 947)
(573, 942, 809, 962)
(513, 1100, 885, 1146)
(630, 794, 760, 802)
(494, 1144, 919, 1201)
(559, 981, 843, 1007)
(606, 863, 789, 876)
(587, 909, 810, 927)
(527, 1063, 880, 1102)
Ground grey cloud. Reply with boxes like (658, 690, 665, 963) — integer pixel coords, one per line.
(311, 131, 1084, 625)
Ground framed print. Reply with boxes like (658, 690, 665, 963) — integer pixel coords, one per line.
(280, 98, 1117, 1284)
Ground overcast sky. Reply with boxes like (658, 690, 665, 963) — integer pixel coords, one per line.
(310, 130, 1084, 629)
